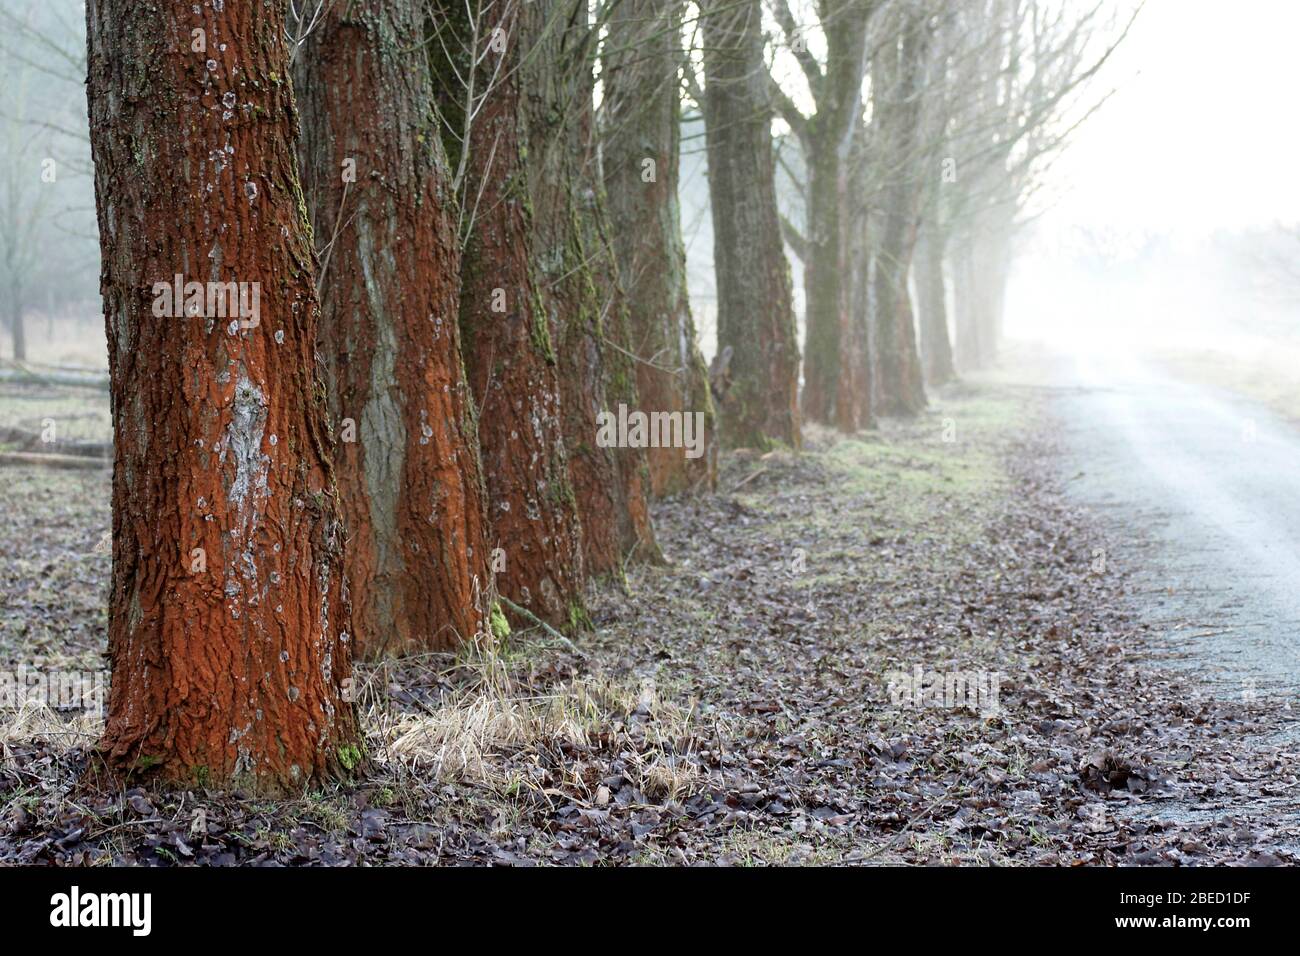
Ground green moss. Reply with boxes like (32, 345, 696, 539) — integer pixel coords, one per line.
(337, 743, 363, 772)
(568, 601, 592, 633)
(489, 602, 511, 641)
(528, 289, 555, 363)
(290, 173, 315, 247)
(549, 468, 577, 511)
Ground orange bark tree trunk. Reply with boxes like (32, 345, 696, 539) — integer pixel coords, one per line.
(87, 0, 361, 792)
(296, 0, 490, 657)
(523, 0, 660, 578)
(431, 0, 588, 629)
(603, 0, 717, 495)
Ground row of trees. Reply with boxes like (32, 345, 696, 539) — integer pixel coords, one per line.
(0, 1, 100, 361)
(765, 0, 1131, 424)
(80, 0, 1126, 791)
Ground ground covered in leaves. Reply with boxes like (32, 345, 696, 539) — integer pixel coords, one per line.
(3, 380, 1298, 865)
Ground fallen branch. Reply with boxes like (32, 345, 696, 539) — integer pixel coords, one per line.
(0, 425, 110, 458)
(0, 451, 110, 471)
(0, 361, 109, 391)
(728, 467, 767, 493)
(496, 596, 583, 656)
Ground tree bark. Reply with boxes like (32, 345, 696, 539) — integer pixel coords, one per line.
(701, 0, 801, 450)
(982, 215, 1014, 363)
(952, 216, 1009, 372)
(296, 0, 490, 658)
(952, 236, 983, 371)
(87, 0, 361, 792)
(869, 15, 928, 418)
(522, 0, 660, 577)
(603, 0, 717, 495)
(9, 304, 25, 362)
(915, 222, 956, 386)
(845, 120, 875, 429)
(431, 0, 588, 629)
(795, 0, 873, 432)
(871, 221, 926, 416)
(802, 139, 857, 430)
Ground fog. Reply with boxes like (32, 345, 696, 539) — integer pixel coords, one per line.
(1005, 0, 1300, 366)
(5, 0, 1296, 380)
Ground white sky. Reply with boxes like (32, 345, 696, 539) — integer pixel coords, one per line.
(1040, 0, 1300, 235)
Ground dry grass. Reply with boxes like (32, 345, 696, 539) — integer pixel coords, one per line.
(2, 623, 706, 816)
(1152, 341, 1300, 424)
(365, 632, 704, 803)
(1, 698, 101, 764)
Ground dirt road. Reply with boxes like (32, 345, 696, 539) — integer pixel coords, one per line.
(1041, 343, 1300, 707)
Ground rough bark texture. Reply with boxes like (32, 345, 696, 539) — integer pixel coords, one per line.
(701, 0, 801, 450)
(603, 0, 717, 494)
(431, 0, 587, 629)
(915, 222, 957, 386)
(796, 0, 873, 432)
(802, 143, 853, 429)
(87, 0, 361, 792)
(588, 203, 667, 568)
(870, 15, 928, 418)
(296, 0, 490, 657)
(523, 0, 660, 576)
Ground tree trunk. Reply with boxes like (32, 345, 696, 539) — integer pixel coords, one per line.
(953, 223, 1008, 372)
(7, 272, 26, 361)
(87, 0, 361, 792)
(846, 245, 877, 429)
(296, 0, 490, 658)
(431, 0, 587, 630)
(802, 140, 858, 430)
(701, 0, 801, 450)
(870, 15, 928, 418)
(790, 0, 874, 432)
(10, 304, 25, 361)
(523, 0, 660, 578)
(983, 218, 1014, 363)
(845, 120, 875, 429)
(915, 224, 956, 386)
(603, 0, 717, 495)
(952, 237, 978, 370)
(871, 219, 926, 416)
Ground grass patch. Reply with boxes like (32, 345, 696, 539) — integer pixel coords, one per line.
(1152, 342, 1300, 425)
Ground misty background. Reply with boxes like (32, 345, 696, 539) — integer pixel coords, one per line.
(2, 0, 1298, 383)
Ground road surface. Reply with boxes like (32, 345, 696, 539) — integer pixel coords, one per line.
(1030, 344, 1300, 706)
